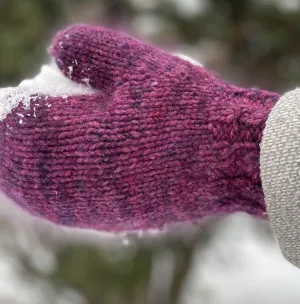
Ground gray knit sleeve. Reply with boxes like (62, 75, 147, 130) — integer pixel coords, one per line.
(261, 88, 300, 267)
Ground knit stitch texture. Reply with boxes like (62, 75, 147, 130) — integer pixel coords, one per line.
(0, 25, 280, 232)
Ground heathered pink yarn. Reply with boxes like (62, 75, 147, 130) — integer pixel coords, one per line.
(0, 25, 280, 232)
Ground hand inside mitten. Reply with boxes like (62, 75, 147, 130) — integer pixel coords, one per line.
(0, 25, 279, 233)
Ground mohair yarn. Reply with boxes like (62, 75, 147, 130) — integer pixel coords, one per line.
(0, 25, 280, 232)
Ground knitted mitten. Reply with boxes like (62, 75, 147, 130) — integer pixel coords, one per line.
(0, 25, 279, 232)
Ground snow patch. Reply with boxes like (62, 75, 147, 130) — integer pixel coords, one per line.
(168, 0, 209, 19)
(175, 53, 203, 67)
(68, 66, 73, 78)
(0, 62, 95, 121)
(0, 87, 34, 121)
(19, 63, 95, 96)
(180, 213, 300, 304)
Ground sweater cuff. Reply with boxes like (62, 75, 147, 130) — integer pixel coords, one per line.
(260, 88, 300, 267)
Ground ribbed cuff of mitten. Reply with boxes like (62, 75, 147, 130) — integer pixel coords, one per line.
(261, 88, 300, 267)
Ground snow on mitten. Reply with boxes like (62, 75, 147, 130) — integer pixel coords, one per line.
(0, 25, 279, 234)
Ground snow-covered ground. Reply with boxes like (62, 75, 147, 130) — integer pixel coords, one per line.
(0, 191, 300, 304)
(0, 193, 86, 304)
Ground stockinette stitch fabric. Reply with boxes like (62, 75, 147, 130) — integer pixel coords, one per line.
(0, 25, 279, 232)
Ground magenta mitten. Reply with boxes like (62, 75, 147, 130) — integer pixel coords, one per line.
(0, 25, 280, 232)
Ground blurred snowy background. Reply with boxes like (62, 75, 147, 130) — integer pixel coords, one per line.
(2, 0, 300, 92)
(1, 0, 300, 303)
